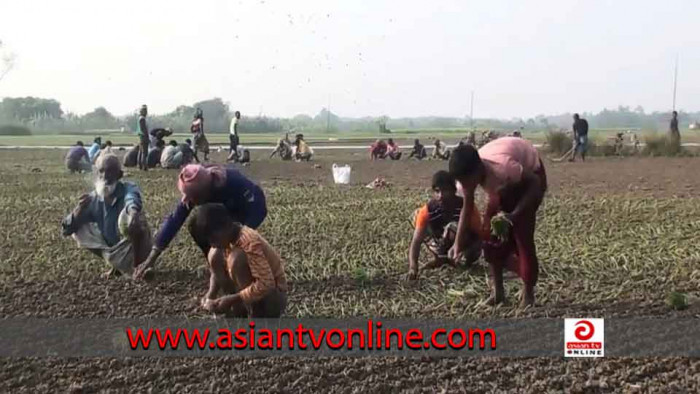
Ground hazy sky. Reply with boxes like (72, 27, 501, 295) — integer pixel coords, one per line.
(1, 0, 698, 118)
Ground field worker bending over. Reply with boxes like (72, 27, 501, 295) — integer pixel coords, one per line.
(270, 138, 293, 160)
(408, 171, 481, 280)
(149, 127, 173, 149)
(133, 164, 268, 279)
(65, 141, 92, 173)
(193, 204, 287, 317)
(61, 154, 152, 277)
(448, 138, 547, 307)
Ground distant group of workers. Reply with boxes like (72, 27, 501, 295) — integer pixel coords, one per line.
(366, 129, 520, 163)
(65, 106, 252, 174)
(269, 133, 314, 161)
(65, 137, 115, 173)
(368, 138, 450, 161)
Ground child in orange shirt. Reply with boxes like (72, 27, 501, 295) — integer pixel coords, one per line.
(190, 203, 287, 317)
(408, 171, 482, 280)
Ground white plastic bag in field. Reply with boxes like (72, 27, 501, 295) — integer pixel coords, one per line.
(332, 163, 351, 184)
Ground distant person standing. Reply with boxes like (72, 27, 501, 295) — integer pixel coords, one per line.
(137, 105, 149, 171)
(191, 108, 209, 162)
(571, 113, 588, 162)
(227, 111, 241, 162)
(669, 111, 681, 146)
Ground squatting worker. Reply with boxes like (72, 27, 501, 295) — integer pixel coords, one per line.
(161, 140, 184, 169)
(180, 139, 195, 166)
(61, 154, 152, 277)
(408, 171, 482, 280)
(432, 139, 450, 160)
(448, 137, 547, 307)
(147, 139, 165, 169)
(65, 141, 92, 173)
(194, 204, 287, 318)
(369, 139, 388, 160)
(293, 134, 313, 161)
(386, 138, 402, 160)
(133, 164, 267, 279)
(269, 138, 293, 160)
(123, 143, 140, 168)
(88, 137, 102, 162)
(409, 139, 427, 160)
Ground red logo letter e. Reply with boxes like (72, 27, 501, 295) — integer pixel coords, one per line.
(574, 320, 594, 341)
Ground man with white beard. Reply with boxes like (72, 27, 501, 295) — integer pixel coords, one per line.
(61, 154, 152, 277)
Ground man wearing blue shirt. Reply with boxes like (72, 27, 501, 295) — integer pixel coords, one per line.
(87, 137, 102, 162)
(133, 164, 267, 280)
(61, 154, 152, 277)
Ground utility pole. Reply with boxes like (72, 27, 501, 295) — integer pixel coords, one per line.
(326, 95, 331, 133)
(469, 91, 475, 128)
(672, 54, 679, 111)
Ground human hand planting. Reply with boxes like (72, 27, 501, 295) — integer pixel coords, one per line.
(72, 194, 91, 218)
(447, 244, 462, 262)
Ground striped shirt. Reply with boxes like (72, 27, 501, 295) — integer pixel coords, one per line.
(226, 227, 287, 304)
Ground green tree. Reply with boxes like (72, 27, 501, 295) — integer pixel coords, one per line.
(314, 108, 340, 132)
(193, 98, 230, 132)
(0, 97, 63, 122)
(81, 107, 119, 130)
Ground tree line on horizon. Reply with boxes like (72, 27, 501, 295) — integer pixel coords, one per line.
(0, 96, 697, 136)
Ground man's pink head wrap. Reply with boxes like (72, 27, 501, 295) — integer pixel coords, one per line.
(177, 164, 212, 202)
